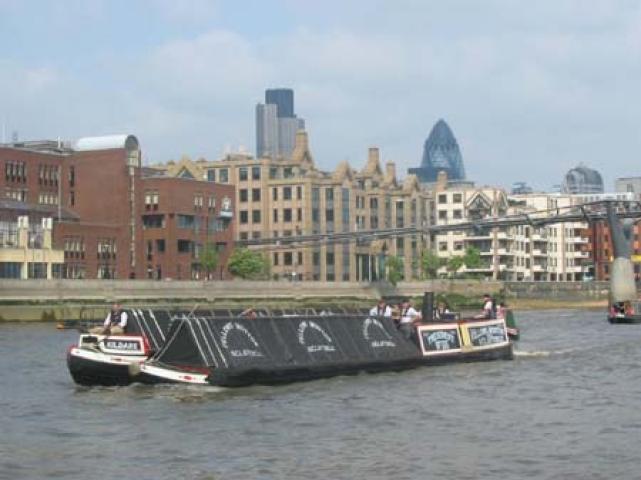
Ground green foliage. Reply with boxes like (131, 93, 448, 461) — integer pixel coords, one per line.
(227, 248, 271, 280)
(200, 243, 219, 279)
(446, 256, 465, 276)
(462, 246, 483, 269)
(386, 255, 405, 286)
(421, 249, 444, 279)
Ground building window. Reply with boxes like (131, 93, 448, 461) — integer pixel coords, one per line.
(453, 209, 462, 219)
(252, 166, 261, 180)
(325, 188, 334, 201)
(273, 209, 278, 222)
(239, 167, 248, 181)
(269, 167, 279, 179)
(326, 209, 334, 222)
(218, 168, 229, 183)
(252, 210, 261, 223)
(177, 240, 192, 253)
(69, 191, 75, 207)
(239, 232, 248, 240)
(438, 210, 447, 220)
(194, 194, 203, 209)
(273, 252, 279, 265)
(439, 241, 448, 251)
(453, 193, 462, 203)
(284, 252, 293, 266)
(143, 214, 165, 228)
(326, 252, 335, 265)
(177, 214, 195, 229)
(239, 189, 248, 202)
(156, 239, 165, 253)
(252, 188, 261, 202)
(438, 194, 447, 204)
(207, 169, 215, 182)
(297, 252, 303, 265)
(283, 208, 292, 222)
(297, 208, 302, 222)
(297, 186, 302, 200)
(272, 187, 278, 201)
(284, 167, 293, 178)
(239, 210, 249, 224)
(283, 187, 292, 200)
(145, 190, 159, 211)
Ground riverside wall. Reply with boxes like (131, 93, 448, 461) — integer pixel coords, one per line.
(0, 279, 626, 322)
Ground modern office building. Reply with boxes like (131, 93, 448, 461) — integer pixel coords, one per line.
(155, 130, 433, 282)
(561, 165, 604, 194)
(615, 176, 641, 198)
(256, 88, 306, 159)
(409, 119, 466, 184)
(0, 135, 235, 280)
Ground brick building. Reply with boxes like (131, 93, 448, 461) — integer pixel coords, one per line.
(151, 130, 433, 282)
(0, 135, 234, 279)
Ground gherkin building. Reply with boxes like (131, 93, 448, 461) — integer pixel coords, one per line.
(409, 119, 465, 183)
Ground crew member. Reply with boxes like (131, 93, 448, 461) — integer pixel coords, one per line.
(239, 308, 257, 319)
(475, 294, 495, 319)
(91, 303, 128, 335)
(434, 301, 452, 321)
(398, 298, 421, 339)
(369, 298, 392, 318)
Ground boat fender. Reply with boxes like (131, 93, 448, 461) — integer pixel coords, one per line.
(128, 362, 142, 377)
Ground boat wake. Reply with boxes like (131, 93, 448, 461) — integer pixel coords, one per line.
(514, 347, 579, 358)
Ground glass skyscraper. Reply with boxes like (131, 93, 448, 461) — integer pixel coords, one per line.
(256, 88, 305, 159)
(409, 119, 466, 183)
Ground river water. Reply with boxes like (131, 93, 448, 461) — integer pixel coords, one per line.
(2, 309, 641, 480)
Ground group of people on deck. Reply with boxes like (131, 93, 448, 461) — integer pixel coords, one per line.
(369, 293, 508, 339)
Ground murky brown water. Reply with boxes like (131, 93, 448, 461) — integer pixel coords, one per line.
(2, 309, 641, 480)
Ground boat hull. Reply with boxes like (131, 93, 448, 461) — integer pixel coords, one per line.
(67, 348, 143, 386)
(608, 315, 641, 324)
(207, 343, 514, 388)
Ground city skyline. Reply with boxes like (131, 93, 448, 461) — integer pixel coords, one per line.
(0, 1, 639, 191)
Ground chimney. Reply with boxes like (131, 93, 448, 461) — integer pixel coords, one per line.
(385, 161, 396, 183)
(436, 170, 449, 191)
(368, 147, 379, 165)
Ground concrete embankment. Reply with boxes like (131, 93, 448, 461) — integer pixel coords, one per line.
(0, 279, 622, 322)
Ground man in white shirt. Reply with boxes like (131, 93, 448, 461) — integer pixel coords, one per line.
(91, 303, 128, 335)
(398, 298, 421, 338)
(475, 294, 495, 319)
(369, 298, 392, 318)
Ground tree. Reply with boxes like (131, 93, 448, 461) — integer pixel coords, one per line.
(421, 250, 444, 279)
(446, 255, 465, 277)
(227, 248, 270, 280)
(200, 243, 219, 280)
(386, 255, 405, 286)
(463, 246, 482, 269)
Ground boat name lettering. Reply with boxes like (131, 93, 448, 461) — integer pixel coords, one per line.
(104, 340, 141, 351)
(468, 324, 506, 346)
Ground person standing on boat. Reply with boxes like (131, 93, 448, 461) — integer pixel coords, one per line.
(369, 298, 392, 317)
(475, 294, 495, 319)
(398, 298, 421, 339)
(91, 303, 128, 335)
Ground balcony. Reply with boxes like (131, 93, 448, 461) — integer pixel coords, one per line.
(532, 249, 547, 257)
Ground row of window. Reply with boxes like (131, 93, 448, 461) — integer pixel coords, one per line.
(5, 161, 27, 182)
(438, 193, 464, 204)
(5, 188, 27, 202)
(39, 193, 59, 205)
(273, 251, 303, 266)
(38, 164, 60, 186)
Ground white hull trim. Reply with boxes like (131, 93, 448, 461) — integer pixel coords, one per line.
(139, 363, 209, 385)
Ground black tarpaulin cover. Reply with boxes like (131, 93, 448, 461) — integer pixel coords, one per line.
(151, 314, 422, 385)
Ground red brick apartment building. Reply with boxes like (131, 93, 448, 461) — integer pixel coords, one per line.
(586, 220, 641, 281)
(0, 135, 234, 279)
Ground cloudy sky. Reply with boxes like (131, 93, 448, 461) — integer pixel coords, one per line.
(1, 0, 640, 190)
